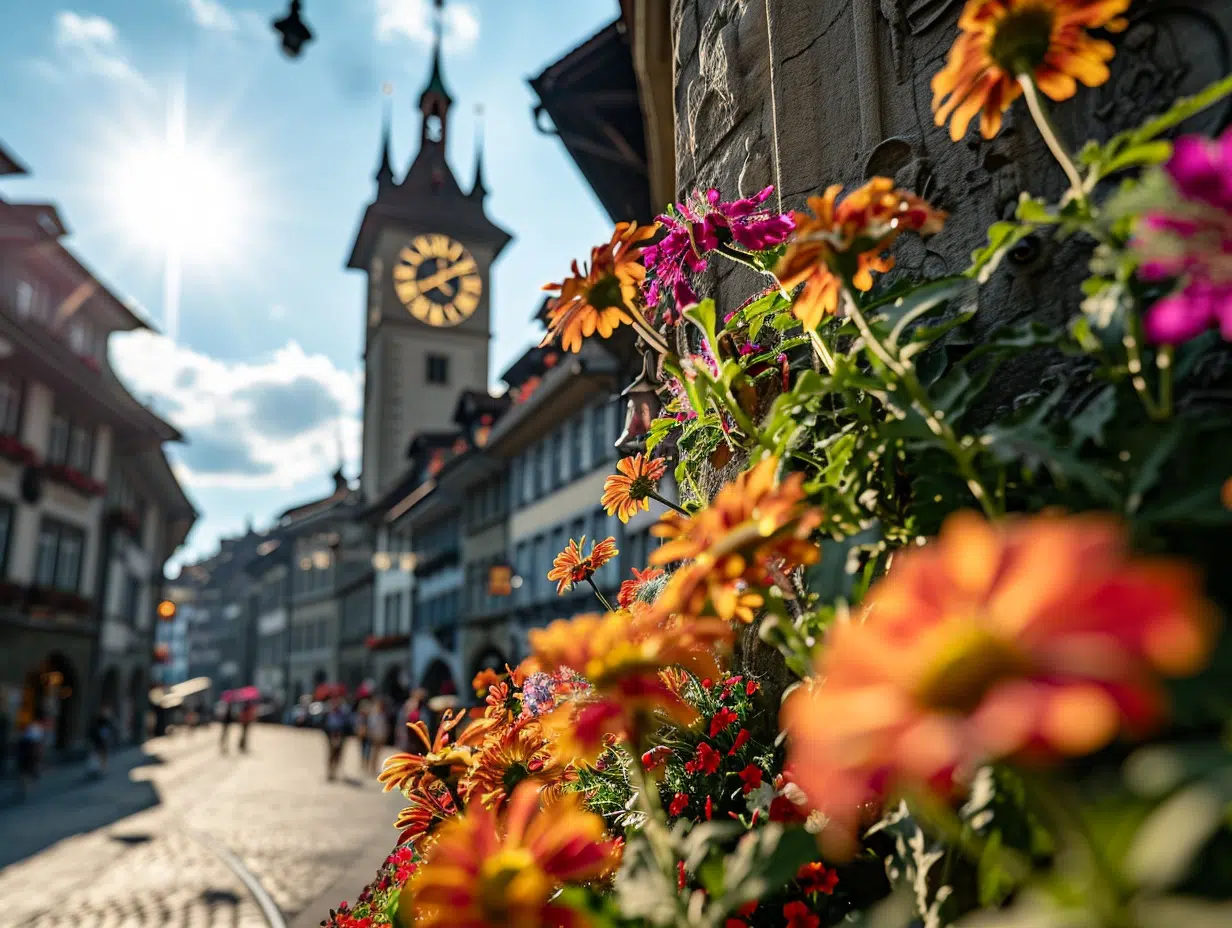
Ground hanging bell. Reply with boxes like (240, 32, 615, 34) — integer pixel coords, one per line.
(614, 349, 663, 453)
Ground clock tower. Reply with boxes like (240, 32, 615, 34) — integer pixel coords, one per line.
(347, 0, 512, 500)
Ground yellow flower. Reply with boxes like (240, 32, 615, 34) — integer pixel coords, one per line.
(540, 222, 658, 353)
(651, 457, 822, 622)
(784, 510, 1216, 859)
(775, 180, 946, 330)
(546, 536, 618, 595)
(601, 454, 669, 523)
(932, 0, 1130, 141)
(412, 782, 619, 928)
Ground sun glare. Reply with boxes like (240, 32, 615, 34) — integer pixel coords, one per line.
(111, 142, 243, 258)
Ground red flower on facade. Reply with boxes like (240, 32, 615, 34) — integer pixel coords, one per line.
(684, 742, 721, 775)
(738, 764, 763, 795)
(709, 707, 739, 738)
(783, 900, 820, 928)
(797, 861, 839, 895)
(669, 792, 689, 816)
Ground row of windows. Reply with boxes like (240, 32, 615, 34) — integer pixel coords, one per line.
(34, 517, 85, 592)
(462, 474, 506, 530)
(11, 276, 104, 362)
(292, 558, 334, 596)
(0, 373, 95, 473)
(463, 556, 507, 618)
(508, 399, 622, 509)
(419, 589, 459, 629)
(258, 573, 286, 614)
(107, 469, 147, 529)
(257, 634, 285, 669)
(290, 618, 330, 654)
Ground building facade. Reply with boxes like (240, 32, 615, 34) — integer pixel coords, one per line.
(1, 145, 194, 755)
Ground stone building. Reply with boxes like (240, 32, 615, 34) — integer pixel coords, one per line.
(0, 143, 194, 754)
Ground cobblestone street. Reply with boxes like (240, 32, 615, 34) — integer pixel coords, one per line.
(0, 725, 405, 928)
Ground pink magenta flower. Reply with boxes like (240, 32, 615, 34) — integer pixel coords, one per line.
(643, 186, 794, 321)
(1134, 127, 1232, 343)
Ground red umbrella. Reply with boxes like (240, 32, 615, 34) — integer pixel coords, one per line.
(233, 685, 260, 702)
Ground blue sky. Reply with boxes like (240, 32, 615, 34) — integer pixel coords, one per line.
(0, 0, 618, 569)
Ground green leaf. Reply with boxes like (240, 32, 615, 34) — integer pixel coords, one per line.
(864, 276, 968, 347)
(719, 825, 820, 912)
(1125, 420, 1183, 513)
(685, 299, 719, 353)
(965, 222, 1036, 283)
(977, 831, 1017, 907)
(1069, 386, 1116, 449)
(1014, 194, 1056, 224)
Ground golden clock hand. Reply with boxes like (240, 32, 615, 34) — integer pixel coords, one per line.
(416, 262, 471, 297)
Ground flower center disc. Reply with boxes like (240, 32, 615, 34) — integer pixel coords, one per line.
(989, 5, 1056, 75)
(915, 623, 1028, 713)
(478, 849, 550, 920)
(586, 273, 625, 310)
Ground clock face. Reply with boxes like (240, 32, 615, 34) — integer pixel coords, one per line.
(392, 234, 482, 327)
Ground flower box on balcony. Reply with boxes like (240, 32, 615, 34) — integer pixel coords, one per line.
(0, 434, 36, 467)
(365, 633, 410, 652)
(45, 462, 105, 498)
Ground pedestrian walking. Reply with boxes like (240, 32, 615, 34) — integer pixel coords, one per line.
(355, 698, 371, 771)
(364, 698, 389, 776)
(16, 713, 45, 799)
(323, 697, 351, 781)
(237, 701, 256, 753)
(87, 707, 114, 777)
(219, 702, 234, 754)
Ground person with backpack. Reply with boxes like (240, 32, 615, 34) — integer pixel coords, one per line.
(323, 697, 350, 781)
(87, 707, 114, 777)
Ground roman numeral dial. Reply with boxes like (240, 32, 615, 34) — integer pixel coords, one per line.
(392, 234, 482, 327)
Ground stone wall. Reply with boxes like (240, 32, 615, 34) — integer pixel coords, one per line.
(671, 0, 1232, 403)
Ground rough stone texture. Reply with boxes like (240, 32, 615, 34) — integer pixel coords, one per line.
(672, 0, 1232, 410)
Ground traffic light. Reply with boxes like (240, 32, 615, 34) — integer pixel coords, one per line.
(157, 599, 177, 621)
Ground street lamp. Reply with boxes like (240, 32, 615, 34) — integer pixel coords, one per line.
(272, 0, 314, 59)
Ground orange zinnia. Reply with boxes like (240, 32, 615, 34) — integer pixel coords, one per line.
(378, 710, 484, 794)
(775, 179, 946, 329)
(783, 510, 1216, 858)
(540, 221, 658, 353)
(932, 0, 1129, 141)
(546, 535, 619, 595)
(412, 781, 619, 928)
(601, 454, 669, 523)
(617, 566, 665, 609)
(651, 457, 822, 622)
(530, 609, 733, 761)
(393, 782, 457, 844)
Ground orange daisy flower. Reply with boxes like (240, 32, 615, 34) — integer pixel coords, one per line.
(472, 667, 504, 698)
(774, 179, 947, 330)
(617, 566, 665, 609)
(546, 535, 619, 595)
(530, 609, 733, 761)
(540, 221, 658, 353)
(394, 782, 457, 844)
(601, 454, 669, 523)
(461, 719, 575, 810)
(378, 710, 484, 794)
(932, 0, 1130, 141)
(651, 457, 822, 622)
(783, 510, 1216, 858)
(412, 781, 619, 928)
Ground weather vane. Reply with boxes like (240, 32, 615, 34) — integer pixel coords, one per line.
(272, 0, 314, 59)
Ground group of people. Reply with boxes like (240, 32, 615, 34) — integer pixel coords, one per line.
(323, 689, 427, 782)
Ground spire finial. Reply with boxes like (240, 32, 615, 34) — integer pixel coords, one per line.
(470, 103, 487, 200)
(375, 82, 395, 188)
(418, 0, 452, 145)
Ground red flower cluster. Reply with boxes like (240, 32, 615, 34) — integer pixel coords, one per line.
(44, 462, 105, 497)
(0, 435, 36, 466)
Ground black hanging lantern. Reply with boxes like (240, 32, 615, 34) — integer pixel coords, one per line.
(615, 349, 663, 453)
(272, 0, 314, 59)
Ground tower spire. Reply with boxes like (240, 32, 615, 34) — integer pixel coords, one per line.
(375, 83, 395, 189)
(470, 103, 487, 200)
(417, 0, 452, 146)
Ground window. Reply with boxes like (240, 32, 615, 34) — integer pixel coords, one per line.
(0, 376, 21, 437)
(550, 430, 564, 487)
(568, 416, 584, 477)
(46, 412, 93, 472)
(0, 500, 12, 576)
(510, 457, 523, 507)
(34, 519, 85, 592)
(68, 317, 93, 355)
(15, 279, 34, 318)
(120, 573, 141, 623)
(589, 402, 609, 468)
(426, 354, 450, 385)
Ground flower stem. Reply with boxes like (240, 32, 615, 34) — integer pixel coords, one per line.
(585, 576, 615, 612)
(807, 328, 836, 374)
(1124, 315, 1163, 420)
(623, 744, 687, 921)
(647, 489, 690, 517)
(716, 245, 793, 301)
(629, 311, 672, 356)
(843, 291, 1000, 518)
(1017, 74, 1085, 204)
(1157, 344, 1174, 419)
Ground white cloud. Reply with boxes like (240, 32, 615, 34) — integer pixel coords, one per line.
(51, 11, 152, 95)
(183, 0, 266, 37)
(110, 332, 362, 491)
(375, 0, 479, 53)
